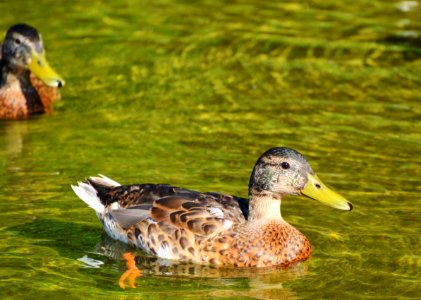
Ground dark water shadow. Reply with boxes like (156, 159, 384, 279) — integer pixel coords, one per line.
(6, 218, 101, 259)
(377, 35, 421, 61)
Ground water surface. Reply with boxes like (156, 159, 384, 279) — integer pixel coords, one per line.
(0, 0, 420, 299)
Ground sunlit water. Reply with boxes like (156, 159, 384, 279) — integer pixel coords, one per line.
(0, 0, 420, 299)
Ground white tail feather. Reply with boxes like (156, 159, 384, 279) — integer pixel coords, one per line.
(71, 174, 121, 213)
(71, 182, 104, 213)
(90, 174, 121, 187)
(72, 175, 130, 244)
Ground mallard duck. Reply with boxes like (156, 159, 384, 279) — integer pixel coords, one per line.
(72, 147, 352, 268)
(0, 24, 65, 119)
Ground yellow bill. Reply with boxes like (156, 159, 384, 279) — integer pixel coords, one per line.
(301, 173, 352, 211)
(29, 50, 65, 88)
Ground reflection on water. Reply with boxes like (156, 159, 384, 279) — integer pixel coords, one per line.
(79, 234, 306, 298)
(3, 121, 27, 156)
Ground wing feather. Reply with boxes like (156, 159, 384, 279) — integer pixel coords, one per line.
(92, 182, 247, 236)
(109, 208, 150, 229)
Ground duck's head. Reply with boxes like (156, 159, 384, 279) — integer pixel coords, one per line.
(249, 147, 352, 211)
(1, 24, 65, 87)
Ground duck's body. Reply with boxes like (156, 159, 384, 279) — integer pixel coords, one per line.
(72, 147, 351, 268)
(77, 181, 311, 267)
(0, 24, 64, 119)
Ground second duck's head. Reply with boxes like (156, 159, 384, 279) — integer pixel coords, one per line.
(1, 24, 65, 87)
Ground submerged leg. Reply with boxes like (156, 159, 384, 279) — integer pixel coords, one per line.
(119, 252, 142, 289)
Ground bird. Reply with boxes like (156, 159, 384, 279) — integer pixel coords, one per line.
(0, 24, 65, 119)
(72, 147, 352, 268)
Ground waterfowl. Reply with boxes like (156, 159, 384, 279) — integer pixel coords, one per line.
(72, 147, 352, 268)
(0, 24, 65, 119)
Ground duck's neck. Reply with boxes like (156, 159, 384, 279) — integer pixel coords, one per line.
(247, 189, 282, 223)
(0, 61, 44, 115)
(0, 60, 30, 87)
(0, 60, 8, 87)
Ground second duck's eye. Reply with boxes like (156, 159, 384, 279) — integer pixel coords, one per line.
(281, 162, 290, 169)
(14, 38, 21, 44)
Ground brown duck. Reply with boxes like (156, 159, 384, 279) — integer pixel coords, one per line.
(72, 147, 352, 268)
(0, 24, 65, 119)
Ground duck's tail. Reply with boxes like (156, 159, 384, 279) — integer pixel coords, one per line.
(71, 174, 121, 213)
(71, 175, 130, 244)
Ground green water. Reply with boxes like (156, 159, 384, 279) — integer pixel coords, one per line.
(1, 0, 420, 298)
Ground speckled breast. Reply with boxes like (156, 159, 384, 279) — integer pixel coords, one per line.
(214, 221, 312, 268)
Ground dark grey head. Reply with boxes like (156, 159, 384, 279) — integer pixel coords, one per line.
(249, 147, 314, 196)
(1, 24, 65, 87)
(1, 24, 43, 71)
(6, 24, 41, 43)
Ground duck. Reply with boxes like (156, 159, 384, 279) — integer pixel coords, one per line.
(72, 147, 352, 269)
(0, 24, 65, 119)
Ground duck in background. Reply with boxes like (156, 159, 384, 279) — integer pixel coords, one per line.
(0, 24, 65, 119)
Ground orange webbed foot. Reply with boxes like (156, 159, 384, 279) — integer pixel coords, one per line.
(119, 252, 142, 289)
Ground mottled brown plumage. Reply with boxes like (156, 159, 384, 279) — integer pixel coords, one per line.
(72, 147, 352, 268)
(0, 24, 64, 119)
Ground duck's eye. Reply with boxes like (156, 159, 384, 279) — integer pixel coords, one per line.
(14, 38, 21, 44)
(281, 162, 290, 169)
